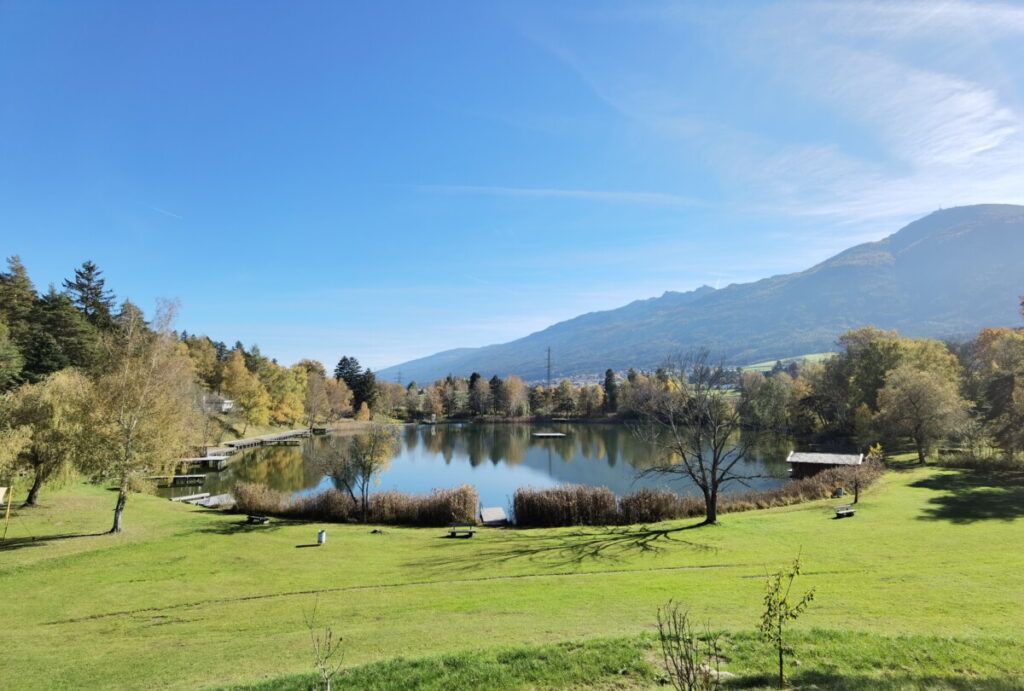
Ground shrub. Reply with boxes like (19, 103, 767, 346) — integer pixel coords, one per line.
(656, 600, 722, 691)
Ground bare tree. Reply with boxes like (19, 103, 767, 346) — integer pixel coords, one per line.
(314, 423, 399, 521)
(635, 350, 752, 525)
(304, 597, 345, 691)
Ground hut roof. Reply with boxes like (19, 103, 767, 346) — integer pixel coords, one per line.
(786, 451, 864, 466)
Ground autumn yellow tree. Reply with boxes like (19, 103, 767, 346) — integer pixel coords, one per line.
(82, 302, 200, 533)
(183, 335, 221, 390)
(221, 350, 271, 434)
(1, 369, 92, 506)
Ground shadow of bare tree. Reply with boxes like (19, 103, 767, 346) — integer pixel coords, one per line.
(0, 531, 109, 552)
(409, 521, 715, 572)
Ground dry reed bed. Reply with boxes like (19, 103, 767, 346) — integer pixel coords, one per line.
(514, 462, 884, 526)
(233, 463, 882, 528)
(233, 483, 479, 526)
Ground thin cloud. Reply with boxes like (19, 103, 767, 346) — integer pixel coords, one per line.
(533, 1, 1024, 236)
(152, 206, 183, 219)
(419, 184, 704, 207)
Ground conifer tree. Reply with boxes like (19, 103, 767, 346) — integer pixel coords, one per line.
(602, 369, 618, 413)
(0, 256, 37, 345)
(0, 321, 24, 391)
(21, 289, 99, 381)
(62, 260, 115, 328)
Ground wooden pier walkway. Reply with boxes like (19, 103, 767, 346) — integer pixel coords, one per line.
(176, 456, 230, 471)
(223, 429, 311, 450)
(147, 474, 205, 487)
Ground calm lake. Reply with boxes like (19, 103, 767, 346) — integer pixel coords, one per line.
(164, 423, 794, 508)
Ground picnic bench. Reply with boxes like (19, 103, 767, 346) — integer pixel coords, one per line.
(246, 514, 270, 525)
(834, 505, 856, 518)
(447, 522, 477, 538)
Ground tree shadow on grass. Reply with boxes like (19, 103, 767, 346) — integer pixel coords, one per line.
(410, 521, 715, 572)
(187, 515, 305, 536)
(727, 671, 1022, 689)
(0, 531, 108, 552)
(910, 469, 1024, 523)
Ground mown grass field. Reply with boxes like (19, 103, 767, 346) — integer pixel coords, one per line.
(741, 353, 834, 372)
(2, 464, 1022, 689)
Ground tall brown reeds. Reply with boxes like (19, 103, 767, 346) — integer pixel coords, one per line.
(234, 462, 883, 528)
(232, 482, 478, 526)
(512, 462, 884, 527)
(512, 485, 618, 527)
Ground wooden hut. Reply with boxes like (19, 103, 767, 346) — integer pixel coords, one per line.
(786, 451, 864, 478)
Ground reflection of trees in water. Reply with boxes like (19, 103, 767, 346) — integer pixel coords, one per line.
(402, 424, 419, 450)
(416, 424, 534, 467)
(231, 445, 308, 491)
(742, 431, 794, 476)
(405, 423, 665, 470)
(209, 424, 791, 497)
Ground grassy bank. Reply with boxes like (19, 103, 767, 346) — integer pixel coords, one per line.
(224, 630, 1023, 690)
(2, 464, 1022, 689)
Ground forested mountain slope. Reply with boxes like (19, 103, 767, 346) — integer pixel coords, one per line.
(380, 204, 1024, 382)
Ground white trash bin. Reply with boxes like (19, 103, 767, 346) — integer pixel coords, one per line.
(317, 529, 326, 545)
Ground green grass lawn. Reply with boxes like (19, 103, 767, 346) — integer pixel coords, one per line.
(2, 465, 1023, 689)
(742, 353, 834, 372)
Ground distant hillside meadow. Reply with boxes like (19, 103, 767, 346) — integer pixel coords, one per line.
(379, 204, 1024, 383)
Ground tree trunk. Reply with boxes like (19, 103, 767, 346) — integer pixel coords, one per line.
(777, 627, 785, 689)
(22, 471, 45, 507)
(916, 439, 927, 464)
(110, 485, 128, 534)
(703, 487, 718, 525)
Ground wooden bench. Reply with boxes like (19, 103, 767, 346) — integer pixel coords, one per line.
(246, 514, 270, 525)
(834, 505, 856, 518)
(447, 522, 477, 538)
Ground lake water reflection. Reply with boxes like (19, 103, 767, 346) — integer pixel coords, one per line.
(172, 423, 794, 509)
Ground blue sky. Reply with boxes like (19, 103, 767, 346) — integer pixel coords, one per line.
(2, 1, 1023, 372)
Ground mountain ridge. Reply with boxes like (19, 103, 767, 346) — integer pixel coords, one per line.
(379, 204, 1024, 383)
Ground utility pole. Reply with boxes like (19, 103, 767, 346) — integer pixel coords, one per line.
(546, 347, 552, 389)
(395, 370, 402, 386)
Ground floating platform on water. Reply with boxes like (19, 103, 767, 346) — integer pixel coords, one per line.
(480, 507, 508, 526)
(170, 492, 210, 503)
(532, 432, 566, 438)
(195, 493, 234, 508)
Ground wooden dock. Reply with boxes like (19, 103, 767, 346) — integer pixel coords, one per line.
(224, 429, 310, 451)
(170, 492, 210, 503)
(147, 474, 205, 487)
(177, 456, 230, 471)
